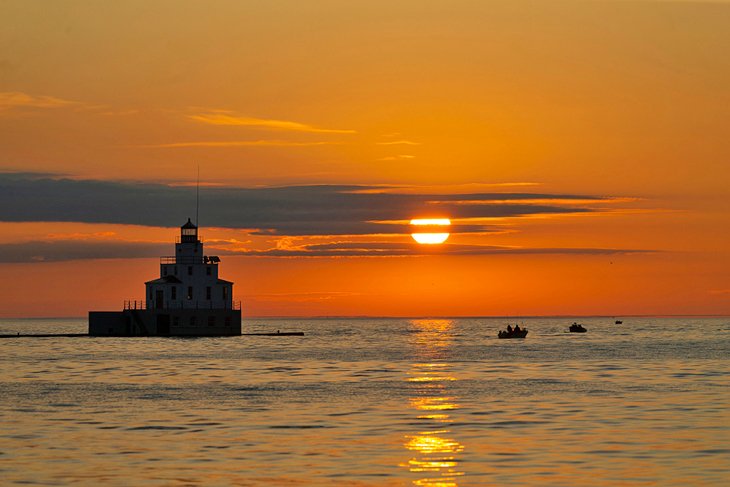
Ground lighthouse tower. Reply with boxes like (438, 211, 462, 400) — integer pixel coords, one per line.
(89, 219, 241, 336)
(146, 218, 233, 311)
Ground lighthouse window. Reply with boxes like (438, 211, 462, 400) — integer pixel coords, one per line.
(187, 286, 193, 300)
(223, 287, 228, 300)
(171, 286, 177, 300)
(187, 266, 193, 276)
(206, 266, 211, 276)
(206, 287, 211, 300)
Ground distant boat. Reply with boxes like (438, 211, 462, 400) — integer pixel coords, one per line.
(615, 320, 623, 324)
(498, 327, 528, 339)
(569, 323, 587, 333)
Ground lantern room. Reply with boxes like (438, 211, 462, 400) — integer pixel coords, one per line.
(181, 218, 199, 243)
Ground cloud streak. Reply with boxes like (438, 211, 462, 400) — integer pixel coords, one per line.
(376, 140, 421, 146)
(0, 91, 78, 111)
(229, 242, 655, 258)
(0, 238, 654, 263)
(376, 155, 416, 161)
(139, 140, 342, 148)
(188, 112, 356, 134)
(247, 291, 363, 302)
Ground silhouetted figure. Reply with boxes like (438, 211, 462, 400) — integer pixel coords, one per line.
(514, 324, 521, 333)
(507, 324, 513, 333)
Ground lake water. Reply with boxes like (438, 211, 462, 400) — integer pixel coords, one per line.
(1, 317, 728, 486)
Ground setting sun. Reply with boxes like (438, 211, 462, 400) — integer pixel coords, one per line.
(411, 219, 451, 244)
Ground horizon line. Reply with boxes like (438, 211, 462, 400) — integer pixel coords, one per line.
(4, 313, 729, 320)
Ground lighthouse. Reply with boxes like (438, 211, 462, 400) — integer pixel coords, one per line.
(89, 219, 242, 336)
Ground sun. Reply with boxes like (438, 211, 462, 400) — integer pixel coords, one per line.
(410, 218, 451, 244)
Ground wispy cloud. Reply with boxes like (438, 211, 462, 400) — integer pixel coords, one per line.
(139, 140, 343, 148)
(343, 183, 542, 194)
(188, 112, 356, 134)
(376, 155, 416, 161)
(247, 291, 363, 302)
(440, 197, 636, 206)
(45, 231, 118, 241)
(482, 182, 541, 188)
(0, 236, 655, 262)
(235, 241, 655, 258)
(376, 140, 421, 146)
(0, 91, 78, 111)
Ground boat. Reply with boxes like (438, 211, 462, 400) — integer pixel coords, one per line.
(498, 327, 528, 339)
(615, 320, 623, 324)
(569, 322, 587, 333)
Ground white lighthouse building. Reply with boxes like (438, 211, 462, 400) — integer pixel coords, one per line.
(89, 219, 241, 336)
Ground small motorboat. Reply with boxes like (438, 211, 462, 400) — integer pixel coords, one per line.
(614, 320, 623, 324)
(498, 327, 528, 339)
(569, 323, 587, 333)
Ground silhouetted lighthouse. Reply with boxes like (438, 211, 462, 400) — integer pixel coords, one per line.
(89, 219, 241, 336)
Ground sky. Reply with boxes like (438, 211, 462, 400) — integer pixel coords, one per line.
(1, 0, 728, 317)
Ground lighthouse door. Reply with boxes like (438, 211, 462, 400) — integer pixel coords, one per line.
(155, 290, 164, 309)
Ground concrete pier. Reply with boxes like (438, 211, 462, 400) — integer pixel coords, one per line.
(243, 332, 305, 336)
(0, 333, 89, 338)
(1, 332, 304, 338)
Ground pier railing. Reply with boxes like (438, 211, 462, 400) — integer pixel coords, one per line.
(123, 300, 241, 311)
(175, 236, 205, 244)
(160, 256, 219, 265)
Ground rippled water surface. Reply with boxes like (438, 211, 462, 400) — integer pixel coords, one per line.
(1, 317, 729, 486)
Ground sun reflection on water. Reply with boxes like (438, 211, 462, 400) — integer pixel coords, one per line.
(400, 319, 465, 487)
(410, 396, 458, 411)
(406, 431, 465, 455)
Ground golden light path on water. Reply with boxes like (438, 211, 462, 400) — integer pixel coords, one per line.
(410, 219, 451, 244)
(401, 319, 464, 487)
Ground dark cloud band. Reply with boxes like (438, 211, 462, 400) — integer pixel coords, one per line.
(0, 172, 608, 236)
(0, 240, 169, 263)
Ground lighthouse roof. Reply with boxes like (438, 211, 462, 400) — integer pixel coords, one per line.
(181, 218, 197, 229)
(145, 275, 183, 285)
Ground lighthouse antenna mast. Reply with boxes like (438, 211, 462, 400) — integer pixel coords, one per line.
(195, 164, 200, 229)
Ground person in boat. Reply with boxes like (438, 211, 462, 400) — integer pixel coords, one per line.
(514, 324, 521, 333)
(507, 324, 513, 333)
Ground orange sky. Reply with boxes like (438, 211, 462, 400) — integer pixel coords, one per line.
(1, 0, 728, 317)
